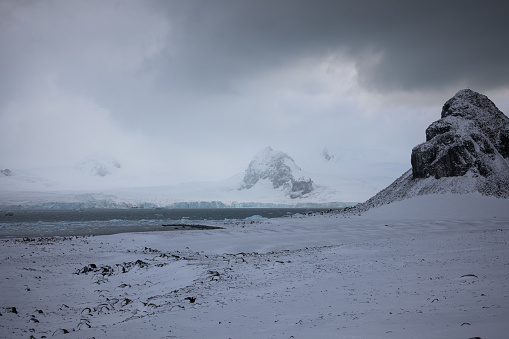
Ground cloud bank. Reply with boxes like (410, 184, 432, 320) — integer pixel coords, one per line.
(1, 0, 508, 186)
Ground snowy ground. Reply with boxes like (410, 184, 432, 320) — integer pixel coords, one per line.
(1, 194, 508, 338)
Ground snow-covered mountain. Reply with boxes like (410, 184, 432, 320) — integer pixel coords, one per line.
(351, 89, 509, 213)
(0, 148, 359, 209)
(239, 147, 314, 199)
(0, 141, 412, 209)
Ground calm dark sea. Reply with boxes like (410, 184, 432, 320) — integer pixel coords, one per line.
(0, 208, 330, 238)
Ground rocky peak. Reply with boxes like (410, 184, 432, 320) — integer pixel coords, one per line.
(412, 89, 509, 179)
(241, 147, 314, 198)
(440, 89, 501, 119)
(345, 89, 509, 214)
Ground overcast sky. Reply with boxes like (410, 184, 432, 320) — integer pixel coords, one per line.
(1, 0, 508, 185)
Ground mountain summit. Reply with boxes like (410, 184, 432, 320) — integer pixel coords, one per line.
(240, 147, 314, 199)
(354, 89, 509, 212)
(411, 89, 509, 179)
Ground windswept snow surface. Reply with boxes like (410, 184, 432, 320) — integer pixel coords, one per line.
(359, 192, 509, 220)
(1, 193, 508, 338)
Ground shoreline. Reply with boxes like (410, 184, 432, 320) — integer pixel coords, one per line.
(1, 214, 508, 338)
(0, 222, 225, 239)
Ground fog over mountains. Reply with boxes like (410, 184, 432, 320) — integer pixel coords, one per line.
(1, 89, 508, 210)
(0, 147, 366, 209)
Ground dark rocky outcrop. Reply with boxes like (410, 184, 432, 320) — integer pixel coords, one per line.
(240, 147, 314, 198)
(347, 89, 509, 214)
(291, 178, 314, 196)
(411, 89, 509, 179)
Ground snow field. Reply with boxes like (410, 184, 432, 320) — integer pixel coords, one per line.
(1, 194, 508, 338)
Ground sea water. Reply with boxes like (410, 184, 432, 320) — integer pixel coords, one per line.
(0, 208, 331, 238)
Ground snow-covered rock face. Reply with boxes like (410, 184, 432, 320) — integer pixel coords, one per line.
(411, 89, 509, 179)
(241, 147, 314, 198)
(348, 89, 509, 213)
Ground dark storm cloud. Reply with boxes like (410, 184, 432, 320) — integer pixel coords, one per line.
(1, 0, 508, 184)
(152, 0, 509, 94)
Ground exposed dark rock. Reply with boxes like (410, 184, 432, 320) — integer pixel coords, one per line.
(412, 89, 509, 179)
(161, 224, 224, 230)
(75, 259, 149, 277)
(290, 178, 314, 199)
(346, 89, 509, 214)
(5, 307, 17, 314)
(53, 328, 70, 335)
(185, 296, 196, 303)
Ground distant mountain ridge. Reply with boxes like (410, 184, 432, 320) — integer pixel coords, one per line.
(0, 147, 353, 210)
(351, 89, 509, 213)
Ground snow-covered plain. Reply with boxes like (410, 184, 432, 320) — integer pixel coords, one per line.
(1, 193, 508, 338)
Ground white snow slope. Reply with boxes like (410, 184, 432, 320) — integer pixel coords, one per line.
(1, 193, 508, 338)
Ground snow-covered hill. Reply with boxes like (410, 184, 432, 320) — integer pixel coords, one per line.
(350, 89, 509, 214)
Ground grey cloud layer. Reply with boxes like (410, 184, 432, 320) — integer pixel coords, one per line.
(1, 0, 508, 182)
(152, 0, 509, 93)
(2, 0, 508, 108)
